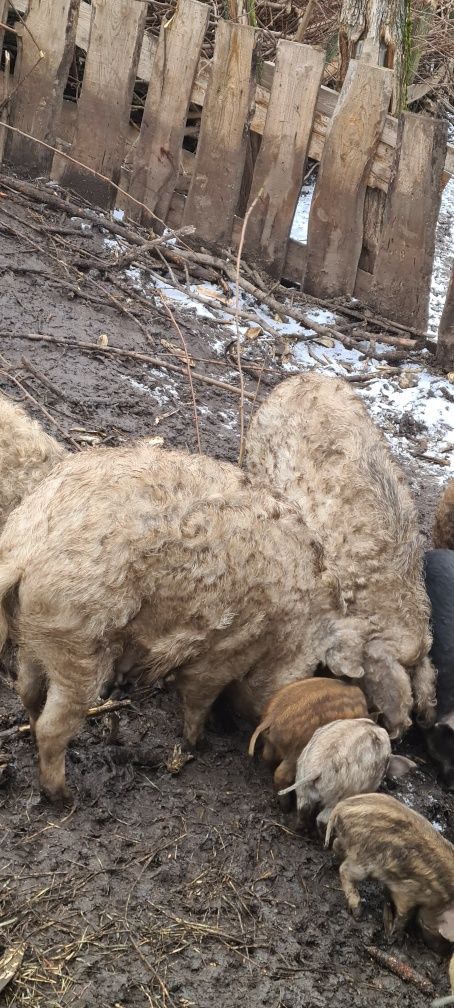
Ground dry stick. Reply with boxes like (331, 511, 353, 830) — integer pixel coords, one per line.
(111, 226, 195, 270)
(0, 52, 45, 116)
(349, 327, 419, 349)
(363, 945, 434, 994)
(0, 699, 132, 741)
(0, 175, 418, 351)
(0, 123, 170, 232)
(7, 333, 256, 401)
(0, 353, 81, 449)
(0, 175, 147, 247)
(149, 271, 283, 339)
(20, 355, 82, 405)
(294, 0, 316, 41)
(158, 293, 202, 454)
(0, 206, 151, 338)
(234, 187, 263, 467)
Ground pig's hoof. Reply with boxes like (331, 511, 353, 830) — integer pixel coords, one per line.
(351, 903, 363, 921)
(40, 782, 73, 808)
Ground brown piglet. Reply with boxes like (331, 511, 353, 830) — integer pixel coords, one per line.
(248, 677, 368, 794)
(325, 792, 454, 950)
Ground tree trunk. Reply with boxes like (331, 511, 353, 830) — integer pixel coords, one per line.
(338, 0, 404, 113)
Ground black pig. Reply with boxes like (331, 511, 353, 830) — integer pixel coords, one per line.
(425, 549, 454, 789)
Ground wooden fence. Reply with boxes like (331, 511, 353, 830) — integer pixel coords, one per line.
(1, 0, 454, 362)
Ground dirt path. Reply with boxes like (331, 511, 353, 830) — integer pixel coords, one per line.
(0, 180, 452, 1007)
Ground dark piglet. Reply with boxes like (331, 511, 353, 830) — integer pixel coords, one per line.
(424, 549, 454, 789)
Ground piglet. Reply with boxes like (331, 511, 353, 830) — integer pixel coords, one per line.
(424, 550, 454, 789)
(278, 718, 415, 830)
(325, 792, 454, 950)
(248, 677, 368, 793)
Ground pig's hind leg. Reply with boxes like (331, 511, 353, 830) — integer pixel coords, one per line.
(35, 654, 111, 803)
(178, 658, 239, 748)
(16, 650, 47, 737)
(338, 857, 368, 919)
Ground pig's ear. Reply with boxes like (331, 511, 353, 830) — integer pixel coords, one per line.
(327, 655, 364, 679)
(438, 908, 454, 942)
(386, 755, 417, 779)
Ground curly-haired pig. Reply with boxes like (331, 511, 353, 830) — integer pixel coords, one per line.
(0, 392, 66, 531)
(325, 792, 454, 948)
(424, 549, 454, 789)
(243, 371, 436, 737)
(0, 444, 372, 802)
(248, 677, 368, 793)
(278, 718, 415, 829)
(433, 480, 454, 550)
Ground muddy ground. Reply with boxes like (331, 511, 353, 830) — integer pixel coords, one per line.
(0, 176, 452, 1007)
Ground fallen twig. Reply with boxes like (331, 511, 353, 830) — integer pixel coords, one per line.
(0, 352, 81, 450)
(158, 293, 202, 453)
(0, 699, 132, 740)
(111, 226, 195, 270)
(235, 188, 263, 466)
(364, 945, 434, 994)
(5, 333, 256, 401)
(20, 356, 82, 406)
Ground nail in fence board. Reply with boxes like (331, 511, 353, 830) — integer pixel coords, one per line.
(243, 40, 325, 278)
(59, 0, 146, 207)
(437, 262, 454, 371)
(366, 112, 447, 331)
(183, 20, 257, 245)
(4, 0, 80, 175)
(128, 0, 209, 227)
(303, 60, 393, 298)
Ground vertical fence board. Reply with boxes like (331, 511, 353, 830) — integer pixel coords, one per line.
(4, 0, 79, 175)
(183, 20, 257, 245)
(0, 1, 9, 54)
(128, 0, 209, 226)
(59, 0, 146, 207)
(243, 40, 324, 278)
(366, 113, 447, 330)
(303, 60, 393, 298)
(437, 261, 454, 371)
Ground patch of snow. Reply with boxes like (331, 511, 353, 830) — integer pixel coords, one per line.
(291, 183, 315, 243)
(112, 208, 125, 222)
(125, 266, 142, 285)
(429, 178, 454, 337)
(104, 237, 123, 252)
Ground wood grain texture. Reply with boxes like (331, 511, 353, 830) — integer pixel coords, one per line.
(367, 112, 447, 331)
(10, 0, 454, 183)
(303, 61, 393, 298)
(128, 0, 209, 226)
(437, 260, 454, 371)
(183, 20, 257, 244)
(243, 40, 324, 278)
(5, 0, 80, 175)
(59, 0, 146, 207)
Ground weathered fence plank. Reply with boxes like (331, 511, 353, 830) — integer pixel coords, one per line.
(437, 261, 454, 371)
(9, 0, 454, 184)
(4, 0, 79, 175)
(243, 40, 324, 278)
(303, 60, 393, 298)
(183, 20, 257, 245)
(128, 0, 209, 226)
(59, 0, 146, 207)
(0, 1, 9, 54)
(367, 113, 447, 330)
